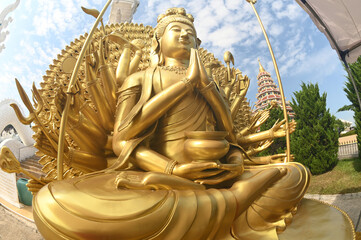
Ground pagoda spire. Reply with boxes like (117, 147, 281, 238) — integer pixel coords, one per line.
(254, 60, 295, 119)
(258, 58, 265, 73)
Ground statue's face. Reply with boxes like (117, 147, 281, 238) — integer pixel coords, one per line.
(160, 22, 197, 60)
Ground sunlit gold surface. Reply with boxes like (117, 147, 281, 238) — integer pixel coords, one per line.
(184, 131, 229, 162)
(4, 4, 355, 240)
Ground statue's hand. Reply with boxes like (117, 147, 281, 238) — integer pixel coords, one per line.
(98, 36, 110, 65)
(186, 48, 210, 89)
(238, 75, 250, 99)
(268, 153, 294, 163)
(27, 177, 53, 195)
(272, 119, 297, 138)
(271, 119, 285, 138)
(253, 110, 270, 130)
(194, 162, 243, 185)
(173, 161, 224, 180)
(193, 148, 244, 185)
(289, 120, 297, 134)
(115, 171, 206, 190)
(255, 139, 274, 152)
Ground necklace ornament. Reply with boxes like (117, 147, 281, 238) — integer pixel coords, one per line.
(160, 65, 187, 74)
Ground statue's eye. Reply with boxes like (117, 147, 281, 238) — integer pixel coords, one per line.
(187, 30, 194, 36)
(171, 27, 181, 32)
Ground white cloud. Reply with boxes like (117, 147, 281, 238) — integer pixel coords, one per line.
(292, 46, 339, 80)
(273, 2, 303, 21)
(272, 2, 283, 12)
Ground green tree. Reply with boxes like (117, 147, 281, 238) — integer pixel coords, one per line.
(259, 104, 286, 156)
(290, 82, 338, 175)
(338, 56, 361, 156)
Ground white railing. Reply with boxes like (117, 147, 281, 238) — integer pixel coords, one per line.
(338, 140, 359, 160)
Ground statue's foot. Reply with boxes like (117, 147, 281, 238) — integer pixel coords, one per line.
(115, 171, 206, 190)
(230, 167, 287, 216)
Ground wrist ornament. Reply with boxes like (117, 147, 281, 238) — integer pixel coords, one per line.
(181, 77, 193, 92)
(165, 160, 177, 175)
(200, 81, 215, 94)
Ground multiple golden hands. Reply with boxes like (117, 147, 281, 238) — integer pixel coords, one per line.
(172, 161, 243, 185)
(246, 139, 274, 156)
(195, 149, 244, 185)
(172, 147, 244, 185)
(270, 119, 297, 138)
(239, 109, 270, 136)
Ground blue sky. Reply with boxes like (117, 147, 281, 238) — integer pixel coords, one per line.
(0, 0, 355, 124)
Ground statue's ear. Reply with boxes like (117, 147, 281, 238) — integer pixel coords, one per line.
(151, 33, 160, 53)
(196, 38, 202, 48)
(150, 33, 161, 66)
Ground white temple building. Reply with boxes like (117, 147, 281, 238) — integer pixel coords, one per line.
(108, 0, 140, 24)
(0, 99, 35, 161)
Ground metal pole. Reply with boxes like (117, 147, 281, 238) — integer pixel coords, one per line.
(246, 0, 291, 162)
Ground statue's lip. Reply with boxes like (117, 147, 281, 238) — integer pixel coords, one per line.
(178, 39, 191, 44)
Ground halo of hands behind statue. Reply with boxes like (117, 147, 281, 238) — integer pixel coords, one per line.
(0, 6, 296, 194)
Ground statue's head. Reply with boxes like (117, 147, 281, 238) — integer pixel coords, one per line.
(152, 8, 201, 65)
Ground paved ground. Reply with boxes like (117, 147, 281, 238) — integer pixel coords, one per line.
(1, 193, 360, 239)
(0, 207, 42, 240)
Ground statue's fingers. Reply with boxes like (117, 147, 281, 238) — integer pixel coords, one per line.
(195, 171, 238, 185)
(195, 49, 206, 70)
(218, 163, 242, 171)
(194, 169, 225, 179)
(189, 48, 197, 66)
(277, 119, 286, 127)
(191, 161, 219, 170)
(27, 187, 41, 193)
(272, 119, 280, 128)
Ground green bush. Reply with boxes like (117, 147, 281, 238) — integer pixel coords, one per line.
(340, 130, 357, 137)
(290, 83, 339, 175)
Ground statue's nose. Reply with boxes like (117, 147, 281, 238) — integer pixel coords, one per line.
(180, 29, 188, 38)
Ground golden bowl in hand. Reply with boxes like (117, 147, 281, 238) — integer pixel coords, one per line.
(184, 131, 229, 162)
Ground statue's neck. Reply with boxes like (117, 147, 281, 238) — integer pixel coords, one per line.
(164, 57, 189, 68)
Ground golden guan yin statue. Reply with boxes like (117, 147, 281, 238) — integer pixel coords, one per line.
(0, 6, 356, 240)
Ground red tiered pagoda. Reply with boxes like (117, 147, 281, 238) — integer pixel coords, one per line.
(254, 60, 295, 119)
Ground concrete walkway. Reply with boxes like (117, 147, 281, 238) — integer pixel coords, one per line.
(1, 193, 360, 239)
(0, 206, 42, 240)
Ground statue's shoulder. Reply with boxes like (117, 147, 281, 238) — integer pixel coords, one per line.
(120, 67, 159, 92)
(119, 70, 146, 91)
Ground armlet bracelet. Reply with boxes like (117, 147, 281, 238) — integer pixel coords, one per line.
(165, 160, 177, 175)
(200, 81, 215, 94)
(269, 129, 274, 139)
(181, 77, 193, 92)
